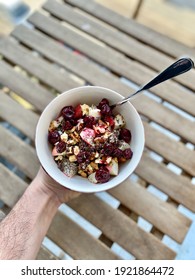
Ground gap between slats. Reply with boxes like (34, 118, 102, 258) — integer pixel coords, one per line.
(0, 91, 39, 140)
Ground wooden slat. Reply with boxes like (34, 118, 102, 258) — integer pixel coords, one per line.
(68, 194, 176, 259)
(11, 26, 195, 144)
(48, 210, 120, 260)
(144, 121, 195, 177)
(0, 164, 119, 259)
(0, 164, 27, 207)
(11, 25, 127, 94)
(0, 125, 39, 179)
(0, 60, 54, 112)
(136, 153, 195, 212)
(0, 92, 39, 140)
(132, 97, 195, 145)
(37, 246, 59, 260)
(43, 0, 195, 93)
(108, 179, 191, 243)
(0, 37, 80, 93)
(66, 0, 195, 58)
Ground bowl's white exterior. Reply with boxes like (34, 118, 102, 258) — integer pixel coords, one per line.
(35, 86, 144, 193)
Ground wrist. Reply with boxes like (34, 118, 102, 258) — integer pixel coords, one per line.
(31, 177, 61, 210)
(32, 168, 62, 207)
(34, 167, 80, 204)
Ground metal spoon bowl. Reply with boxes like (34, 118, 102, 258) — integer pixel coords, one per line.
(112, 57, 194, 108)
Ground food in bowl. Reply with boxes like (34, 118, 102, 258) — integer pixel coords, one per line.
(36, 86, 144, 193)
(48, 98, 133, 184)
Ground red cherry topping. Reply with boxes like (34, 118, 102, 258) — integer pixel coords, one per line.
(63, 120, 73, 131)
(56, 141, 66, 153)
(74, 104, 82, 119)
(100, 104, 112, 115)
(83, 116, 96, 128)
(104, 116, 114, 127)
(95, 166, 110, 183)
(123, 148, 133, 159)
(97, 98, 109, 109)
(112, 148, 123, 158)
(77, 151, 91, 164)
(119, 128, 131, 143)
(48, 131, 60, 145)
(61, 106, 75, 119)
(103, 143, 115, 156)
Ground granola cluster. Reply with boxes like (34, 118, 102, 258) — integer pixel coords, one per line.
(48, 98, 133, 184)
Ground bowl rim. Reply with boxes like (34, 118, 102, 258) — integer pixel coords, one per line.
(35, 85, 145, 193)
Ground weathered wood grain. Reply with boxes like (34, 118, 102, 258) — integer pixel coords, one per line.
(68, 194, 176, 259)
(0, 37, 80, 94)
(132, 97, 195, 145)
(0, 92, 39, 140)
(136, 153, 195, 212)
(0, 164, 27, 207)
(37, 246, 59, 260)
(143, 121, 195, 177)
(0, 60, 54, 112)
(48, 210, 120, 259)
(108, 179, 191, 243)
(0, 125, 39, 179)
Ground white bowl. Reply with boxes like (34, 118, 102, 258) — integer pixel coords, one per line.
(35, 86, 144, 193)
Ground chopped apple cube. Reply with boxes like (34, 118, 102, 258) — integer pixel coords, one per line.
(106, 158, 118, 176)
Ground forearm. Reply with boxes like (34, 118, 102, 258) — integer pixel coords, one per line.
(0, 173, 61, 260)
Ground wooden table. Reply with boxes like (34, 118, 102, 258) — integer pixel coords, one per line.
(0, 0, 195, 260)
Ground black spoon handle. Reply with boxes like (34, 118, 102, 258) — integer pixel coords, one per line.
(141, 57, 194, 91)
(115, 57, 194, 106)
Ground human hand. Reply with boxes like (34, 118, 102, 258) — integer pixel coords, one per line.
(35, 167, 80, 204)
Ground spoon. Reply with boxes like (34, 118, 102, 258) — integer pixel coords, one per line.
(112, 57, 194, 108)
